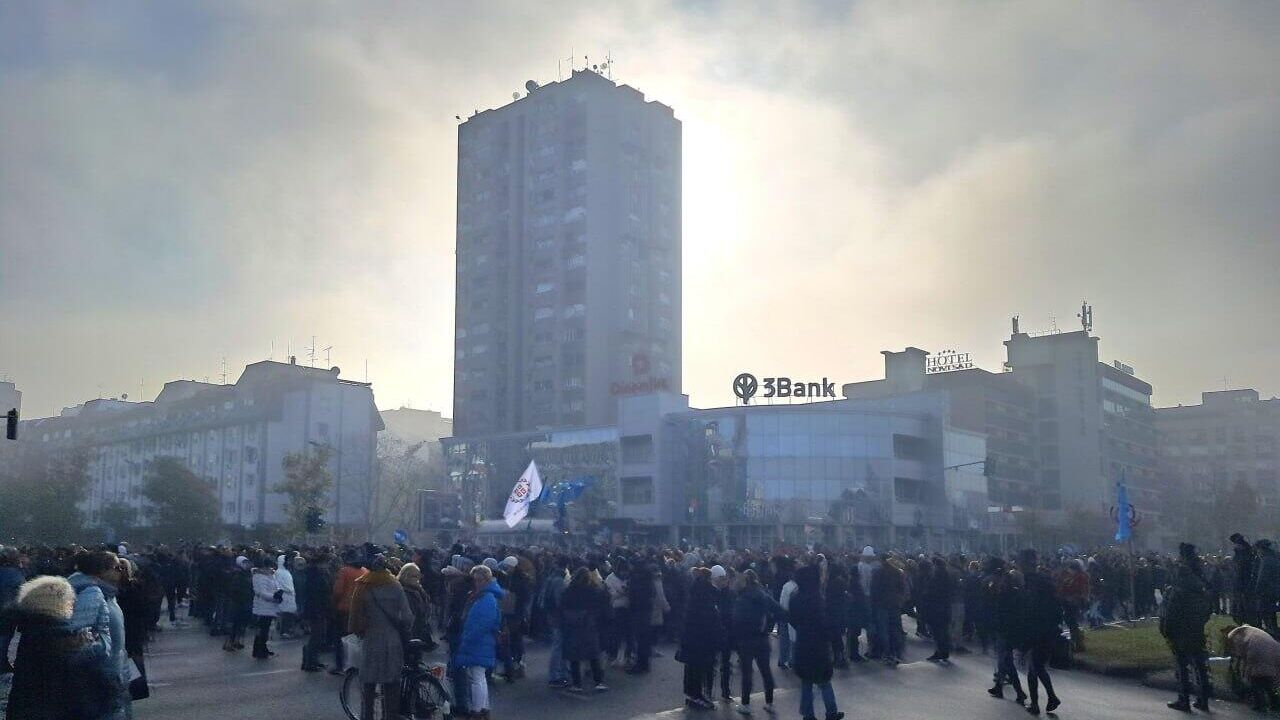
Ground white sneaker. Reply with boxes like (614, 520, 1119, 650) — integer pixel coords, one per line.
(735, 704, 751, 715)
(594, 683, 609, 692)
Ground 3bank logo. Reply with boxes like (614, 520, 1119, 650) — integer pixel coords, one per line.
(733, 373, 835, 404)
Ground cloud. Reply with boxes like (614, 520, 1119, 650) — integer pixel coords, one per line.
(1, 1, 1277, 418)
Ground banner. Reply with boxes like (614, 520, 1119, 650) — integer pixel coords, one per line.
(1115, 480, 1132, 543)
(503, 460, 543, 528)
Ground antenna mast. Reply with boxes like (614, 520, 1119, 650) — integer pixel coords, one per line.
(1078, 301, 1094, 333)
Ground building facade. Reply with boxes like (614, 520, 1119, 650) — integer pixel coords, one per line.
(1157, 389, 1280, 541)
(19, 360, 381, 531)
(453, 69, 682, 436)
(443, 392, 988, 551)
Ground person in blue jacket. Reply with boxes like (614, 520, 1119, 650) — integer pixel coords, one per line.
(453, 564, 505, 718)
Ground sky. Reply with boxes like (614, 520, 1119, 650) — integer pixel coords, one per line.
(1, 1, 1278, 419)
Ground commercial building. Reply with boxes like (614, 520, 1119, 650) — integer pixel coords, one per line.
(453, 69, 682, 436)
(443, 391, 988, 551)
(843, 322, 1162, 548)
(19, 360, 381, 531)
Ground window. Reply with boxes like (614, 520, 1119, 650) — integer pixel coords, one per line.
(535, 282, 555, 294)
(894, 477, 924, 503)
(621, 435, 654, 464)
(892, 434, 929, 461)
(563, 304, 586, 318)
(621, 476, 654, 505)
(567, 254, 586, 269)
(534, 307, 554, 321)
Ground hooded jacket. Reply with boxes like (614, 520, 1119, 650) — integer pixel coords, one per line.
(275, 555, 297, 614)
(453, 579, 505, 669)
(65, 572, 130, 720)
(251, 568, 281, 618)
(4, 575, 101, 720)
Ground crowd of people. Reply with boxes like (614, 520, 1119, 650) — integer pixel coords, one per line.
(5, 533, 1280, 719)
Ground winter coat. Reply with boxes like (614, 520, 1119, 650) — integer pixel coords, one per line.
(559, 581, 605, 662)
(871, 561, 906, 612)
(1016, 570, 1062, 652)
(302, 564, 334, 621)
(678, 580, 724, 665)
(924, 566, 955, 623)
(824, 574, 850, 633)
(605, 572, 629, 609)
(349, 570, 413, 684)
(731, 584, 785, 654)
(403, 583, 432, 642)
(788, 584, 833, 684)
(453, 580, 504, 669)
(1257, 548, 1280, 602)
(847, 565, 869, 629)
(251, 569, 280, 618)
(334, 564, 368, 614)
(227, 567, 254, 623)
(650, 575, 671, 626)
(4, 575, 117, 720)
(1228, 625, 1280, 680)
(1160, 565, 1212, 655)
(1234, 544, 1257, 595)
(274, 556, 297, 614)
(66, 572, 130, 720)
(0, 565, 23, 608)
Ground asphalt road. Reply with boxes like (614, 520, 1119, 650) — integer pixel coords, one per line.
(128, 618, 1253, 720)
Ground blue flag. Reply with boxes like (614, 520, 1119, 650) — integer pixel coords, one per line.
(1115, 480, 1132, 543)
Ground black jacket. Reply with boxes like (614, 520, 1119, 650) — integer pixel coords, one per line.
(731, 584, 784, 653)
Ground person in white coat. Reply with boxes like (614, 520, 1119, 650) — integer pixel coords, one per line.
(251, 556, 282, 659)
(275, 554, 298, 638)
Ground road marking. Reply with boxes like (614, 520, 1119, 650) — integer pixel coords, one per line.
(241, 668, 295, 677)
(148, 682, 174, 688)
(643, 689, 792, 719)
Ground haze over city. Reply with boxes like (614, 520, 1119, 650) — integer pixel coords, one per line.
(2, 1, 1278, 418)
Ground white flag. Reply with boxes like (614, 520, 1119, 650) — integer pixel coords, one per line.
(503, 460, 543, 528)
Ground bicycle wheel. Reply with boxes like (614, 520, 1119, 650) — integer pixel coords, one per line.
(410, 672, 452, 720)
(341, 668, 385, 720)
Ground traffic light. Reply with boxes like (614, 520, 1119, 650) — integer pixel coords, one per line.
(305, 507, 325, 534)
(5, 408, 17, 441)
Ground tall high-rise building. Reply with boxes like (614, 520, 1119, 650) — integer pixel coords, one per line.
(453, 69, 682, 436)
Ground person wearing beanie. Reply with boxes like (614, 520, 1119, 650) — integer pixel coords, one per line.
(1161, 543, 1213, 712)
(482, 558, 499, 571)
(398, 562, 438, 652)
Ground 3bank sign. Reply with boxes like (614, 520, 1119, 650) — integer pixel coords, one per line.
(733, 373, 836, 404)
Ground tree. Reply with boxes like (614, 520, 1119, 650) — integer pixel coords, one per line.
(1063, 508, 1114, 549)
(100, 502, 139, 543)
(277, 445, 333, 538)
(361, 436, 438, 543)
(0, 445, 92, 544)
(141, 457, 220, 544)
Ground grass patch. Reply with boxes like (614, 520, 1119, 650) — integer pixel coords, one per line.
(1076, 615, 1235, 683)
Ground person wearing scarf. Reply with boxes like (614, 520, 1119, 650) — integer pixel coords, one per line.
(349, 554, 413, 720)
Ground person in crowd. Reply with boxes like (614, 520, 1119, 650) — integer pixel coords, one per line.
(1160, 543, 1213, 712)
(924, 556, 955, 663)
(824, 564, 851, 668)
(454, 565, 504, 720)
(628, 562, 658, 674)
(542, 555, 571, 688)
(301, 549, 335, 672)
(986, 557, 1027, 704)
(68, 549, 132, 720)
(789, 564, 842, 720)
(350, 554, 413, 720)
(1226, 624, 1280, 712)
(1231, 533, 1258, 626)
(1255, 540, 1280, 636)
(274, 554, 298, 639)
(223, 556, 253, 652)
(1056, 558, 1090, 652)
(0, 545, 25, 674)
(398, 562, 437, 650)
(331, 551, 368, 674)
(870, 552, 905, 666)
(4, 574, 118, 719)
(559, 567, 608, 694)
(846, 560, 868, 663)
(772, 556, 797, 670)
(116, 558, 153, 699)
(1016, 549, 1061, 716)
(497, 555, 529, 680)
(603, 559, 631, 667)
(708, 565, 735, 703)
(731, 568, 784, 715)
(250, 555, 281, 659)
(678, 566, 723, 711)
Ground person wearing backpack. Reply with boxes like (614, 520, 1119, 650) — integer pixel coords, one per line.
(1161, 543, 1214, 712)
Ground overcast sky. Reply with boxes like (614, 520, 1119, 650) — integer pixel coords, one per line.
(2, 1, 1278, 419)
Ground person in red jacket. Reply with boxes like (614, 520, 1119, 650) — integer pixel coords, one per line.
(329, 552, 367, 675)
(1056, 560, 1090, 652)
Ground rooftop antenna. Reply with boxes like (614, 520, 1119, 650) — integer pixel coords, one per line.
(307, 336, 318, 367)
(140, 379, 145, 402)
(1049, 315, 1059, 334)
(602, 49, 614, 80)
(220, 356, 229, 385)
(269, 340, 275, 361)
(323, 345, 333, 367)
(364, 359, 369, 383)
(1077, 301, 1093, 333)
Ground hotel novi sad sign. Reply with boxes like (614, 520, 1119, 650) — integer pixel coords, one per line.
(733, 373, 836, 404)
(926, 351, 974, 374)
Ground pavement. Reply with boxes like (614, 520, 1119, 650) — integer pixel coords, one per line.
(130, 617, 1257, 720)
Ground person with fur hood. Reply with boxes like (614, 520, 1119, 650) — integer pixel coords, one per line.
(1226, 624, 1280, 711)
(5, 573, 122, 719)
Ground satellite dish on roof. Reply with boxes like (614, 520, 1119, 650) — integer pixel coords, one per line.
(525, 80, 539, 93)
(512, 91, 520, 100)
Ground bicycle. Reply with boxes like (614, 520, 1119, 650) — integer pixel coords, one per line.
(340, 639, 452, 720)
